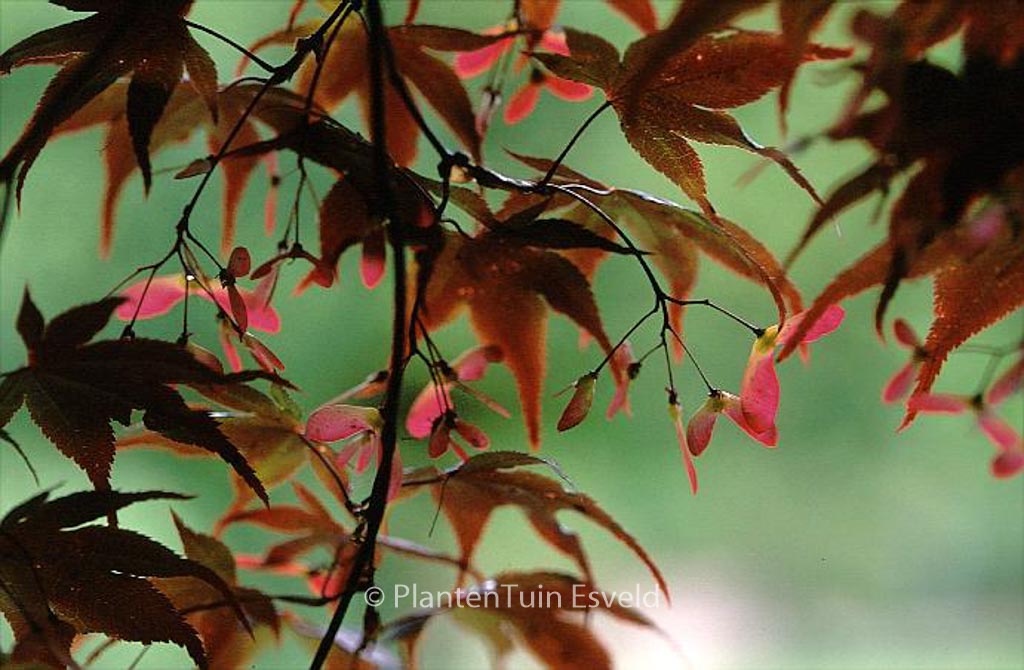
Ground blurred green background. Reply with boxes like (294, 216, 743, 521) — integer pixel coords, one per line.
(1, 1, 1022, 668)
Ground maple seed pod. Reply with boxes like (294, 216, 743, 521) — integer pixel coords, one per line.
(227, 246, 252, 278)
(305, 403, 383, 443)
(186, 341, 224, 374)
(174, 157, 213, 179)
(454, 419, 490, 450)
(428, 413, 454, 458)
(557, 373, 597, 432)
(227, 284, 249, 333)
(668, 398, 699, 496)
(242, 333, 284, 372)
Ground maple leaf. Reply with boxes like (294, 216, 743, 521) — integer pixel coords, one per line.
(1, 290, 278, 503)
(152, 513, 280, 669)
(239, 113, 438, 243)
(403, 452, 668, 598)
(613, 0, 767, 105)
(0, 489, 246, 669)
(904, 231, 1024, 425)
(533, 27, 849, 218)
(455, 27, 593, 128)
(499, 155, 803, 344)
(246, 13, 492, 164)
(606, 0, 660, 34)
(832, 0, 1024, 145)
(0, 0, 218, 204)
(776, 230, 962, 362)
(777, 0, 836, 131)
(385, 571, 658, 670)
(777, 209, 1022, 434)
(789, 21, 1024, 329)
(301, 177, 379, 290)
(417, 229, 615, 447)
(47, 82, 307, 254)
(788, 62, 971, 267)
(221, 481, 476, 592)
(116, 380, 310, 517)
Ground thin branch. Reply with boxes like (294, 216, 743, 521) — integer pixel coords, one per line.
(666, 297, 764, 337)
(184, 19, 276, 72)
(539, 100, 612, 186)
(119, 0, 355, 336)
(310, 1, 408, 667)
(667, 326, 714, 392)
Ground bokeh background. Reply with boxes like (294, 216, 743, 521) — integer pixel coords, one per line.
(1, 1, 1022, 668)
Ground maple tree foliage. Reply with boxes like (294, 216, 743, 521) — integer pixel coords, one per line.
(0, 489, 251, 669)
(0, 0, 1022, 668)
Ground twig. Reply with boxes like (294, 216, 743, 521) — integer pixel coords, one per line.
(184, 19, 276, 72)
(538, 100, 612, 186)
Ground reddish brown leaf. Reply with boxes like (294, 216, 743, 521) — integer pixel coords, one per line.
(499, 218, 635, 255)
(906, 235, 1024, 424)
(499, 159, 801, 346)
(312, 178, 376, 286)
(1, 291, 279, 502)
(221, 482, 472, 579)
(153, 514, 280, 669)
(532, 28, 622, 90)
(536, 27, 845, 212)
(0, 489, 246, 670)
(0, 0, 217, 200)
(615, 0, 767, 108)
(392, 32, 482, 161)
(390, 25, 508, 52)
(566, 186, 801, 329)
(520, 0, 562, 32)
(786, 162, 893, 267)
(406, 453, 669, 598)
(607, 0, 659, 34)
(777, 0, 836, 129)
(419, 233, 614, 447)
(386, 571, 657, 670)
(46, 83, 305, 255)
(117, 383, 308, 516)
(249, 13, 483, 163)
(777, 232, 961, 362)
(618, 105, 714, 218)
(621, 31, 848, 110)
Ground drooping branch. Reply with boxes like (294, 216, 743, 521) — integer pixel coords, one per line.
(309, 0, 407, 667)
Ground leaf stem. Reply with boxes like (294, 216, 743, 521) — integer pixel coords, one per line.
(667, 326, 714, 392)
(666, 297, 764, 337)
(184, 19, 276, 72)
(539, 100, 612, 186)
